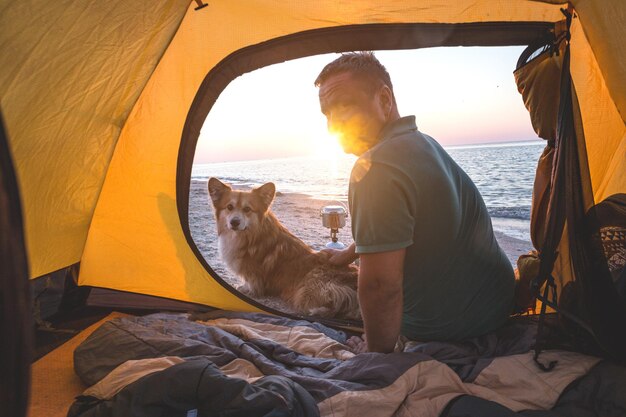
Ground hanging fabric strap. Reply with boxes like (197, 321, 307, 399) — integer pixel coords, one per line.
(530, 7, 574, 371)
(534, 279, 558, 371)
(530, 9, 573, 298)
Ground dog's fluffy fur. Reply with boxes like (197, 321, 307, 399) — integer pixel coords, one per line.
(208, 177, 360, 319)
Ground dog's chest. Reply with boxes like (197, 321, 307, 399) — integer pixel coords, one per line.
(217, 234, 245, 272)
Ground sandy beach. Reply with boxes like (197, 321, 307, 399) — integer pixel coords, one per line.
(189, 179, 534, 313)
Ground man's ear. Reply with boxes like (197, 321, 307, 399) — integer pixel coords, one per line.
(254, 182, 276, 211)
(378, 85, 394, 119)
(208, 178, 230, 205)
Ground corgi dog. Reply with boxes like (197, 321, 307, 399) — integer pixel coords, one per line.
(208, 177, 360, 320)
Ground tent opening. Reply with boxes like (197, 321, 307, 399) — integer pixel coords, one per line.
(187, 47, 545, 318)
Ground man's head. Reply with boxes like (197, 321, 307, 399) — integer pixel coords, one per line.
(315, 52, 399, 155)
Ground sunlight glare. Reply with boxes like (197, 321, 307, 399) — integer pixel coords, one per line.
(313, 132, 346, 159)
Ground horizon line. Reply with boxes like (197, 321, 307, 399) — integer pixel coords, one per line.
(195, 137, 544, 165)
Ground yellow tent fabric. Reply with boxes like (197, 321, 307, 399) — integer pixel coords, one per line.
(0, 0, 190, 278)
(1, 0, 624, 312)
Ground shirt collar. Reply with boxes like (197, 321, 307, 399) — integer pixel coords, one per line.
(377, 116, 418, 143)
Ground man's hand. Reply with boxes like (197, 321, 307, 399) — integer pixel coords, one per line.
(346, 334, 368, 354)
(318, 242, 358, 266)
(319, 248, 351, 266)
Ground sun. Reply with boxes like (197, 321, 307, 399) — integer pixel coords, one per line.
(312, 132, 345, 159)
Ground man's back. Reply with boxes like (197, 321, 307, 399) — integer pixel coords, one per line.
(349, 116, 515, 341)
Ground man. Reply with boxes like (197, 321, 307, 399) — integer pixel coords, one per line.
(316, 52, 515, 353)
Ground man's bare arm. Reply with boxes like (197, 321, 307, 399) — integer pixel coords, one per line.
(358, 248, 405, 353)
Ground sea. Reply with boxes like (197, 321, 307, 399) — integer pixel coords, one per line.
(192, 140, 545, 243)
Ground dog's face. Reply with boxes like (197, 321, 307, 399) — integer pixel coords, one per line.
(208, 178, 276, 232)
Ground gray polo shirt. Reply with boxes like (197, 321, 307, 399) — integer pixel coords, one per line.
(349, 116, 514, 341)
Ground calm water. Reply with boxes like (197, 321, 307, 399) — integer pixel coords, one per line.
(192, 140, 545, 241)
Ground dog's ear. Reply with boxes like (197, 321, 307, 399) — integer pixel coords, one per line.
(208, 177, 230, 205)
(254, 182, 276, 211)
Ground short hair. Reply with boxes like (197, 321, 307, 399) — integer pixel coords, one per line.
(314, 51, 394, 98)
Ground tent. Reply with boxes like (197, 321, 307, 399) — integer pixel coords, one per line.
(1, 1, 625, 416)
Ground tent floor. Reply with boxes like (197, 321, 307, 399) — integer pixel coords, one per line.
(34, 306, 114, 361)
(29, 311, 130, 417)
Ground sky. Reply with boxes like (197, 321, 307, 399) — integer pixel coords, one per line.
(195, 46, 540, 164)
